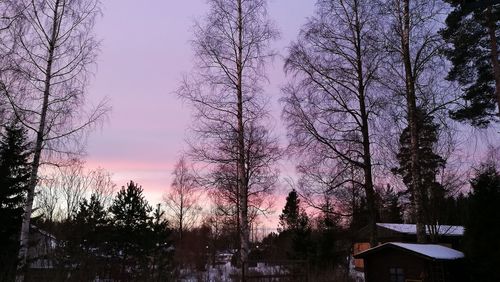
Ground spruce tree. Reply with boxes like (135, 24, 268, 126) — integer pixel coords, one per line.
(149, 204, 174, 281)
(378, 185, 403, 223)
(69, 193, 110, 280)
(0, 120, 31, 280)
(109, 181, 153, 279)
(279, 189, 301, 232)
(278, 189, 311, 260)
(464, 164, 500, 282)
(441, 0, 500, 127)
(73, 193, 110, 254)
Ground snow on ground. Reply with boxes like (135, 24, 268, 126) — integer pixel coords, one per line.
(177, 261, 300, 281)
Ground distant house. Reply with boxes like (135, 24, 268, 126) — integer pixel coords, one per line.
(26, 225, 60, 281)
(28, 225, 58, 269)
(353, 223, 464, 271)
(354, 242, 466, 282)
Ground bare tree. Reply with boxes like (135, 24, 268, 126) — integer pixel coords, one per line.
(88, 166, 116, 208)
(35, 175, 61, 223)
(178, 0, 279, 273)
(164, 156, 201, 240)
(0, 0, 22, 127)
(281, 0, 383, 245)
(57, 159, 92, 220)
(0, 1, 108, 278)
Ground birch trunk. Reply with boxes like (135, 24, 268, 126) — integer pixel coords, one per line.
(16, 1, 60, 279)
(401, 0, 426, 243)
(236, 0, 250, 278)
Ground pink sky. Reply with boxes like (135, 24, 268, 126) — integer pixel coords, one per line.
(85, 1, 316, 227)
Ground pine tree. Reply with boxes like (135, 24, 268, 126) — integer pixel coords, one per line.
(464, 163, 500, 282)
(393, 109, 446, 229)
(109, 181, 153, 279)
(0, 120, 31, 280)
(441, 0, 500, 127)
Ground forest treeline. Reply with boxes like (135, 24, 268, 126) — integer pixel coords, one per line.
(1, 0, 500, 281)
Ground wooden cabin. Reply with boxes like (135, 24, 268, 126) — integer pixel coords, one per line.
(353, 223, 464, 270)
(354, 242, 466, 282)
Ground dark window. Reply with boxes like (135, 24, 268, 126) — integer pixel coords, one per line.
(390, 267, 405, 282)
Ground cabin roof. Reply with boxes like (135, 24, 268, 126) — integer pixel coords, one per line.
(376, 223, 464, 236)
(354, 242, 465, 261)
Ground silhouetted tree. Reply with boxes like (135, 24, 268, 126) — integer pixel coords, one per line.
(0, 120, 31, 281)
(150, 204, 174, 281)
(441, 0, 500, 126)
(109, 181, 153, 280)
(164, 156, 200, 240)
(278, 190, 312, 260)
(437, 194, 469, 226)
(282, 0, 382, 245)
(377, 185, 403, 223)
(279, 190, 301, 232)
(350, 196, 370, 233)
(312, 209, 342, 270)
(464, 163, 500, 282)
(382, 0, 448, 243)
(178, 0, 279, 273)
(0, 1, 109, 276)
(68, 193, 110, 280)
(393, 109, 446, 237)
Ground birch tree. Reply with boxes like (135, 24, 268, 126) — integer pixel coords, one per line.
(164, 156, 201, 240)
(282, 0, 383, 245)
(0, 1, 107, 278)
(381, 0, 447, 242)
(178, 0, 279, 274)
(58, 159, 92, 221)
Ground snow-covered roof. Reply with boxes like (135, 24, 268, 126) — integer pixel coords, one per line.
(377, 223, 464, 236)
(355, 242, 465, 260)
(390, 243, 464, 260)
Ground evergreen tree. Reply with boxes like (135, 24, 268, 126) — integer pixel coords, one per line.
(68, 193, 110, 280)
(350, 196, 370, 233)
(464, 163, 500, 282)
(149, 204, 174, 281)
(0, 120, 31, 280)
(278, 189, 312, 260)
(109, 181, 153, 280)
(441, 0, 500, 127)
(75, 193, 109, 229)
(377, 185, 403, 223)
(393, 109, 446, 228)
(314, 208, 341, 269)
(279, 189, 301, 232)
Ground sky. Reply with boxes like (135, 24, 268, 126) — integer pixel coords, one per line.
(84, 0, 316, 226)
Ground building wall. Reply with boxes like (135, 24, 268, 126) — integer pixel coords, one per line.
(364, 249, 426, 282)
(353, 242, 371, 269)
